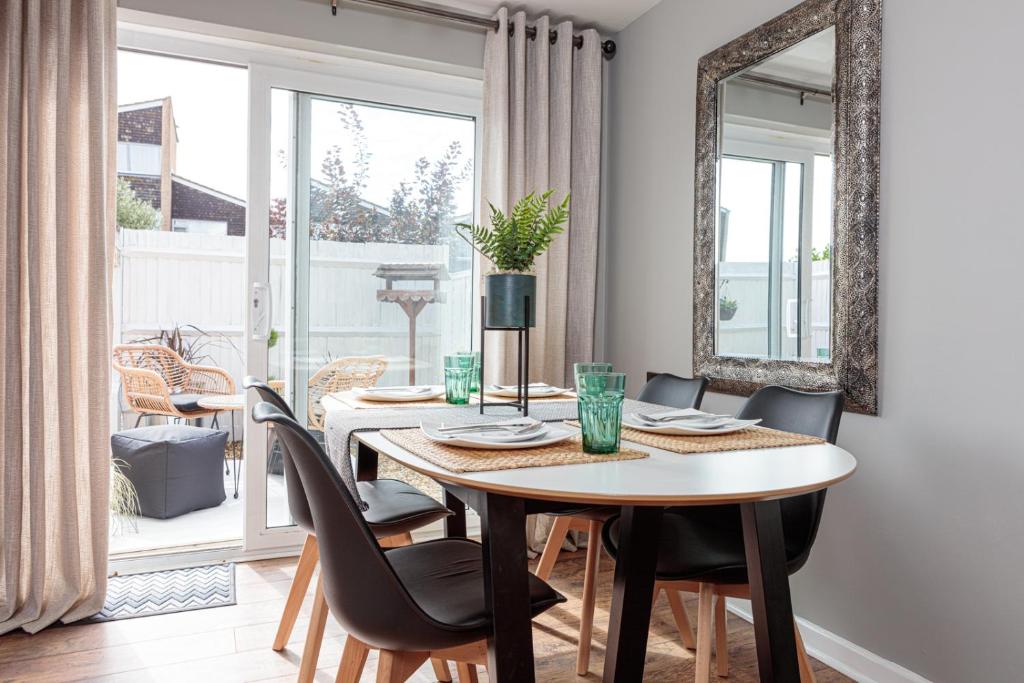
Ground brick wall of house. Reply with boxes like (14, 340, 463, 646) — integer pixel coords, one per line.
(122, 175, 162, 210)
(172, 179, 246, 236)
(118, 106, 162, 145)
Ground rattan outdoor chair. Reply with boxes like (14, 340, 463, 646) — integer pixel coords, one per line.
(112, 343, 236, 427)
(306, 356, 387, 430)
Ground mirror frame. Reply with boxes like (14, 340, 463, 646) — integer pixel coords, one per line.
(693, 0, 881, 414)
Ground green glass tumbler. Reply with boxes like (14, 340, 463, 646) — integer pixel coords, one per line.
(444, 354, 474, 405)
(575, 372, 626, 454)
(458, 350, 481, 393)
(573, 362, 613, 387)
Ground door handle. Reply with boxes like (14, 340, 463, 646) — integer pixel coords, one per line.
(252, 282, 272, 341)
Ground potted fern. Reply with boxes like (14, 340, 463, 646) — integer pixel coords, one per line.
(457, 190, 570, 328)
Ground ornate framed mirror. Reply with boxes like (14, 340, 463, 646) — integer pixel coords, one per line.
(693, 0, 881, 413)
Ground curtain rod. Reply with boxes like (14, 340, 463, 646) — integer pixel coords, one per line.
(736, 74, 832, 100)
(328, 0, 618, 59)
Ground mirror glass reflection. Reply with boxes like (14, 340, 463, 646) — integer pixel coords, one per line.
(715, 26, 834, 362)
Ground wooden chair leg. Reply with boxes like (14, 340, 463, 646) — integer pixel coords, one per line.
(336, 636, 371, 683)
(273, 534, 319, 651)
(298, 574, 330, 683)
(714, 594, 729, 677)
(535, 515, 573, 580)
(575, 519, 603, 675)
(695, 583, 715, 683)
(455, 662, 479, 683)
(666, 588, 697, 650)
(431, 657, 453, 682)
(376, 650, 429, 683)
(795, 621, 817, 683)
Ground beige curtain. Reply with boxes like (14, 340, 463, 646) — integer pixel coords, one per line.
(0, 0, 117, 634)
(481, 8, 603, 389)
(481, 8, 604, 553)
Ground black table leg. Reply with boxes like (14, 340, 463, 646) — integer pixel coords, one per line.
(478, 492, 535, 682)
(603, 505, 664, 683)
(444, 490, 467, 538)
(741, 500, 800, 683)
(355, 442, 379, 481)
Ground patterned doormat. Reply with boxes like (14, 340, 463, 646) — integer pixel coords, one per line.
(85, 563, 236, 623)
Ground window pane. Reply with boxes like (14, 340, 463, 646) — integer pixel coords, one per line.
(718, 157, 773, 358)
(266, 90, 476, 528)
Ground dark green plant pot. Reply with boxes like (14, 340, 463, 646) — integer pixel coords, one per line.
(485, 273, 536, 328)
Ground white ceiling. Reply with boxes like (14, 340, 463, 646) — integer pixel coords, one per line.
(747, 27, 835, 90)
(435, 0, 661, 32)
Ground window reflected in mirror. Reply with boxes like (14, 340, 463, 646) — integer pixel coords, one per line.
(715, 26, 834, 362)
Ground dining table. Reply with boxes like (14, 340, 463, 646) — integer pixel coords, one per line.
(323, 393, 857, 683)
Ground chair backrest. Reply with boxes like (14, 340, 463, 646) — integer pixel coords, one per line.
(736, 385, 844, 444)
(306, 356, 388, 430)
(252, 402, 452, 652)
(636, 373, 709, 410)
(243, 377, 312, 532)
(737, 385, 844, 572)
(113, 343, 189, 392)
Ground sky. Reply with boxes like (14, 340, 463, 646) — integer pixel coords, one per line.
(118, 50, 476, 215)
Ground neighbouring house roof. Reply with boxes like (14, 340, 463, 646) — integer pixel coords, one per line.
(117, 99, 165, 113)
(118, 98, 179, 143)
(170, 174, 246, 207)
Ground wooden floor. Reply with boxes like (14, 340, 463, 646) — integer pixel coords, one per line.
(0, 550, 852, 683)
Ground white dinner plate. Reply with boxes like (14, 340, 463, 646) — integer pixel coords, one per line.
(352, 386, 445, 402)
(421, 422, 577, 449)
(622, 412, 761, 436)
(484, 383, 572, 398)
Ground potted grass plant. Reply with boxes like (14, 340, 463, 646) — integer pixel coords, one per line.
(457, 190, 570, 328)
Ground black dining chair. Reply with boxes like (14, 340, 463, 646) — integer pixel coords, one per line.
(533, 373, 710, 674)
(636, 372, 710, 409)
(601, 385, 844, 683)
(252, 401, 565, 683)
(243, 378, 455, 683)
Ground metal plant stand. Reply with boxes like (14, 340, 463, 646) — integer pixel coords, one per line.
(478, 295, 530, 416)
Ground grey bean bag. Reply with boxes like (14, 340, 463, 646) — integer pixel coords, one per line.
(112, 425, 227, 519)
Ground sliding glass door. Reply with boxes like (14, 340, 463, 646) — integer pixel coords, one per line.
(244, 65, 481, 550)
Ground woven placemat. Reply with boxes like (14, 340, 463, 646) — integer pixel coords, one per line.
(380, 428, 648, 473)
(567, 422, 824, 455)
(330, 390, 475, 410)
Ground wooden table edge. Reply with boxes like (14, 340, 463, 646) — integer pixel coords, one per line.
(354, 431, 857, 506)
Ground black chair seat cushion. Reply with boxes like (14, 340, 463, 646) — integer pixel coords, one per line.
(360, 479, 453, 538)
(169, 393, 215, 413)
(602, 504, 814, 585)
(386, 538, 565, 634)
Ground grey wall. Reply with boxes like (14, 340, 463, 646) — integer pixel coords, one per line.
(606, 1, 1024, 681)
(117, 0, 485, 70)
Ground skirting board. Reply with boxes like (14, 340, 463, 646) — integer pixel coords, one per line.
(726, 600, 932, 683)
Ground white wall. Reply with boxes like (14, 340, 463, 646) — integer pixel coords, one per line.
(117, 0, 485, 70)
(606, 1, 1024, 681)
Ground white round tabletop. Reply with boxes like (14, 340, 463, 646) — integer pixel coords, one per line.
(196, 393, 247, 411)
(356, 431, 857, 506)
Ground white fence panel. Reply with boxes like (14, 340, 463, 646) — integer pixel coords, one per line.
(116, 230, 473, 398)
(717, 260, 831, 360)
